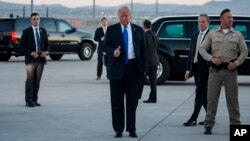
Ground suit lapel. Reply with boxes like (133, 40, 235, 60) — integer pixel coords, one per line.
(39, 28, 44, 50)
(29, 27, 36, 50)
(100, 27, 105, 36)
(131, 24, 137, 47)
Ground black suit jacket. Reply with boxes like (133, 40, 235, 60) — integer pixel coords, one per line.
(19, 26, 49, 64)
(94, 27, 105, 53)
(145, 30, 159, 67)
(103, 23, 147, 79)
(186, 30, 209, 76)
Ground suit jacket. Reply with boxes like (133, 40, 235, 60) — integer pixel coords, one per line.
(186, 30, 209, 76)
(145, 30, 159, 67)
(103, 23, 147, 79)
(19, 26, 49, 64)
(94, 27, 105, 54)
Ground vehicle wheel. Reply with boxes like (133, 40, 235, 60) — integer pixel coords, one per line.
(78, 43, 93, 60)
(0, 53, 11, 61)
(49, 54, 63, 60)
(145, 54, 170, 85)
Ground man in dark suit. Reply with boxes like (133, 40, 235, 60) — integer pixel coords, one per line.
(142, 20, 159, 103)
(183, 14, 210, 126)
(103, 6, 146, 138)
(94, 17, 108, 80)
(19, 12, 49, 107)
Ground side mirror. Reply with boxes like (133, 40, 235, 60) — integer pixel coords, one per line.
(65, 27, 76, 34)
(72, 27, 77, 32)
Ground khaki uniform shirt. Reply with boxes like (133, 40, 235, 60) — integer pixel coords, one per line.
(199, 26, 248, 66)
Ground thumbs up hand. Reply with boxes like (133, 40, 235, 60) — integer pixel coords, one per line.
(114, 46, 121, 57)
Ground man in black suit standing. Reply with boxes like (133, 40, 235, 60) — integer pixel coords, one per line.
(94, 17, 108, 80)
(142, 20, 159, 103)
(183, 14, 210, 126)
(19, 12, 49, 107)
(103, 6, 146, 138)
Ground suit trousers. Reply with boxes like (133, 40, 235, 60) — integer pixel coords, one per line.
(25, 63, 44, 103)
(189, 64, 208, 121)
(97, 52, 104, 77)
(109, 59, 139, 133)
(204, 68, 241, 129)
(146, 66, 157, 101)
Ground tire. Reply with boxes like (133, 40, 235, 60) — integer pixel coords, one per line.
(78, 43, 93, 60)
(0, 53, 11, 61)
(49, 54, 63, 60)
(145, 54, 171, 85)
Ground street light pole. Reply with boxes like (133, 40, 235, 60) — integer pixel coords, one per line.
(131, 0, 133, 16)
(93, 0, 95, 20)
(31, 0, 33, 14)
(156, 0, 158, 17)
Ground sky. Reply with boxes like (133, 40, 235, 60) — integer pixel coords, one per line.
(0, 0, 215, 8)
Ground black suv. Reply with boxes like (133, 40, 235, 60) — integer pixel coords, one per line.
(151, 15, 250, 84)
(0, 17, 96, 61)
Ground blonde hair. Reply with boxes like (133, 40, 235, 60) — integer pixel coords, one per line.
(118, 6, 131, 16)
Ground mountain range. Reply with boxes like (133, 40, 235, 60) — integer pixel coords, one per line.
(0, 0, 249, 19)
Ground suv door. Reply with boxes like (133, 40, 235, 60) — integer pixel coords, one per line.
(56, 20, 78, 52)
(157, 21, 189, 77)
(234, 22, 250, 75)
(40, 18, 60, 53)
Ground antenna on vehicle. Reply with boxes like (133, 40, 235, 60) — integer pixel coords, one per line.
(9, 13, 14, 18)
(23, 6, 25, 18)
(46, 7, 49, 17)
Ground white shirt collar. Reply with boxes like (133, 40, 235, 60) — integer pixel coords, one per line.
(32, 25, 40, 30)
(200, 28, 208, 34)
(121, 23, 131, 30)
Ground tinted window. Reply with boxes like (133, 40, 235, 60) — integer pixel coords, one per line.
(15, 18, 30, 31)
(208, 24, 219, 30)
(0, 20, 14, 31)
(235, 25, 248, 40)
(158, 22, 184, 38)
(41, 19, 56, 32)
(58, 20, 72, 32)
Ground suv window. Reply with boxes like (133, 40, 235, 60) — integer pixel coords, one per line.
(41, 19, 56, 32)
(0, 20, 14, 31)
(15, 18, 30, 31)
(208, 24, 219, 30)
(235, 24, 248, 40)
(158, 22, 184, 38)
(58, 20, 72, 32)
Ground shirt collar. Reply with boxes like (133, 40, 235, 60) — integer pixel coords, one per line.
(200, 28, 208, 34)
(32, 25, 40, 30)
(217, 26, 235, 33)
(121, 23, 131, 30)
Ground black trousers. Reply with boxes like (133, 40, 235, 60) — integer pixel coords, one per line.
(146, 66, 157, 101)
(189, 64, 208, 121)
(25, 63, 44, 103)
(97, 52, 109, 77)
(97, 52, 103, 77)
(109, 60, 139, 132)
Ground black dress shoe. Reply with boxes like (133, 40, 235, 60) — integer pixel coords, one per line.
(34, 102, 41, 106)
(129, 132, 138, 138)
(114, 132, 122, 138)
(26, 103, 35, 107)
(143, 100, 156, 103)
(199, 121, 204, 125)
(183, 120, 197, 126)
(204, 127, 212, 135)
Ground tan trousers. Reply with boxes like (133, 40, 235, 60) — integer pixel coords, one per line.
(204, 68, 241, 129)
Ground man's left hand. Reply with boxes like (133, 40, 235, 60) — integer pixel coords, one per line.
(227, 62, 237, 71)
(40, 51, 48, 58)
